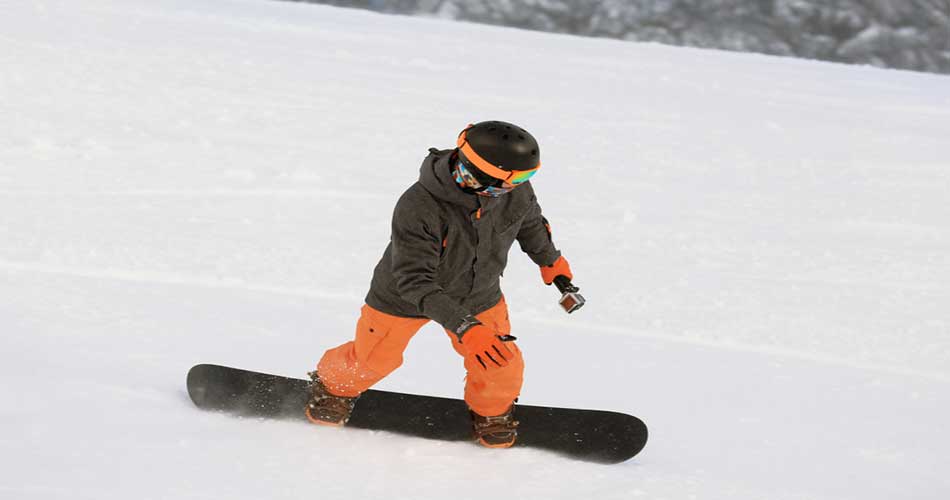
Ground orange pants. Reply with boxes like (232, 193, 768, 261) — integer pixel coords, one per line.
(316, 297, 524, 417)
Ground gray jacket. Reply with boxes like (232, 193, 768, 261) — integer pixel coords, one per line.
(364, 148, 562, 333)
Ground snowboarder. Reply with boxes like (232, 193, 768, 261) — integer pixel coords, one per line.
(306, 121, 576, 448)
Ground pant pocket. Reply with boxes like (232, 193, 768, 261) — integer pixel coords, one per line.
(354, 306, 420, 376)
(353, 310, 391, 365)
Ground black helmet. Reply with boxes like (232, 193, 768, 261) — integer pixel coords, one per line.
(456, 121, 541, 186)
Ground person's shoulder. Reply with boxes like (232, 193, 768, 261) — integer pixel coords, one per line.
(510, 180, 538, 206)
(394, 182, 440, 220)
(397, 181, 438, 205)
(517, 180, 537, 198)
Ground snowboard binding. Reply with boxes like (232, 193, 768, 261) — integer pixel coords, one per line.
(305, 371, 359, 426)
(470, 405, 519, 449)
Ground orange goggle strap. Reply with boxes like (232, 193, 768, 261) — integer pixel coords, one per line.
(457, 125, 540, 184)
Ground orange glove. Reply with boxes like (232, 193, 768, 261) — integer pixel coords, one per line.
(540, 256, 573, 285)
(460, 324, 516, 370)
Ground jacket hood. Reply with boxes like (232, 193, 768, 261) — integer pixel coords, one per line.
(418, 149, 479, 210)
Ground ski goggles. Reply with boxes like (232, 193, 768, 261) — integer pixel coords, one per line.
(455, 160, 517, 197)
(457, 125, 541, 185)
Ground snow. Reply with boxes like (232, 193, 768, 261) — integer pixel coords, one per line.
(2, 0, 949, 499)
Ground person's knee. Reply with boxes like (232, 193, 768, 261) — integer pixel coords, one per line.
(363, 349, 404, 377)
(487, 352, 524, 392)
(467, 345, 524, 414)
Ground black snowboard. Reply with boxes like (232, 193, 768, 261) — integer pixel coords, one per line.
(186, 364, 647, 464)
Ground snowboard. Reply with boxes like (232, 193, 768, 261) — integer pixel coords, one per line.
(186, 364, 648, 464)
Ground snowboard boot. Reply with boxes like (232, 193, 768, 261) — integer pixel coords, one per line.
(305, 371, 358, 426)
(470, 405, 519, 448)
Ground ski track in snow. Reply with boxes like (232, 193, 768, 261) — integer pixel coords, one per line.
(2, 1, 949, 499)
(3, 257, 948, 384)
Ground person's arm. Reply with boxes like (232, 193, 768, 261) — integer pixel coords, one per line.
(389, 193, 471, 333)
(517, 194, 562, 268)
(517, 194, 574, 285)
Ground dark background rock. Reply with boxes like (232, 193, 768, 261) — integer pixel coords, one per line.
(285, 0, 950, 75)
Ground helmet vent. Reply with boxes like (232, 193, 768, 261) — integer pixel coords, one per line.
(518, 135, 525, 140)
(502, 134, 509, 140)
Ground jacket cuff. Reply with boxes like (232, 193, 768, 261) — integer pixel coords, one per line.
(530, 248, 562, 268)
(420, 292, 471, 333)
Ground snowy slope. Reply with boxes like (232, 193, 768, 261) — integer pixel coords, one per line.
(2, 1, 949, 499)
